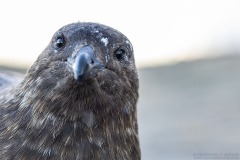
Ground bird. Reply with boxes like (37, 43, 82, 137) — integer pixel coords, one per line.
(0, 22, 140, 160)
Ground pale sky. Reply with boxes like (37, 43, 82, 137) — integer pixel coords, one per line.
(1, 0, 240, 68)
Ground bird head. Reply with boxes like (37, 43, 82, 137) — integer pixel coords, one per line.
(21, 22, 139, 120)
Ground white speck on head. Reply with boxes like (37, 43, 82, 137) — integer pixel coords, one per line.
(105, 54, 110, 63)
(94, 29, 99, 33)
(126, 40, 133, 51)
(101, 37, 108, 46)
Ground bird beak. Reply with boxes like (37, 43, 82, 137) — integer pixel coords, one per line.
(72, 45, 105, 81)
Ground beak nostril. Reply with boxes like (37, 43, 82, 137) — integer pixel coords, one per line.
(91, 58, 94, 64)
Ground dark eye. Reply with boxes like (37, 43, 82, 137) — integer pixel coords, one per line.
(115, 47, 128, 61)
(54, 36, 65, 50)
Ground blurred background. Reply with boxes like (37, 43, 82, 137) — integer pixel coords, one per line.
(0, 0, 240, 159)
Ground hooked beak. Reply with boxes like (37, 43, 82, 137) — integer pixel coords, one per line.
(72, 45, 104, 81)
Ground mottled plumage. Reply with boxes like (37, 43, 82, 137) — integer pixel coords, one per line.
(0, 22, 140, 160)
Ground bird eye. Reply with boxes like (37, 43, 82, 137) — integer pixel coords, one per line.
(54, 36, 65, 50)
(115, 47, 128, 61)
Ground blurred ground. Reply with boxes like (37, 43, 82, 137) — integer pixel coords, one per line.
(1, 55, 240, 160)
(138, 55, 240, 160)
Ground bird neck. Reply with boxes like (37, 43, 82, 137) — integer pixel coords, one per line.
(4, 90, 141, 159)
